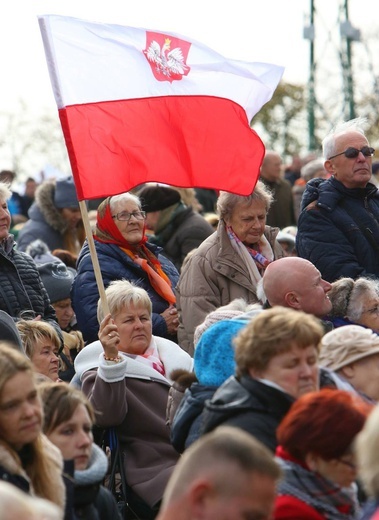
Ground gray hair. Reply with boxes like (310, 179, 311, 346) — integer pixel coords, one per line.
(216, 180, 273, 220)
(97, 279, 152, 324)
(322, 117, 368, 160)
(0, 182, 12, 202)
(300, 159, 325, 181)
(109, 192, 141, 214)
(356, 404, 379, 496)
(328, 277, 379, 322)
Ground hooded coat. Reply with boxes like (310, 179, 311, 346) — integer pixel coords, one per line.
(17, 181, 84, 253)
(296, 177, 379, 282)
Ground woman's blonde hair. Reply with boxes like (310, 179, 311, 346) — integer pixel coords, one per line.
(0, 343, 59, 506)
(97, 279, 152, 323)
(234, 306, 324, 376)
(16, 320, 61, 359)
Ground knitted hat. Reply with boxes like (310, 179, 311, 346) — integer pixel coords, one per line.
(194, 319, 247, 386)
(194, 309, 244, 348)
(38, 261, 75, 303)
(0, 311, 24, 352)
(139, 186, 181, 213)
(54, 176, 79, 209)
(26, 239, 61, 265)
(319, 325, 379, 371)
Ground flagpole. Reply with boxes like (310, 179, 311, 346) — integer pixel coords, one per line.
(78, 200, 110, 317)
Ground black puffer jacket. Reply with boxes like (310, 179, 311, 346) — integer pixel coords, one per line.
(297, 177, 379, 282)
(151, 205, 214, 271)
(0, 239, 57, 323)
(200, 375, 294, 453)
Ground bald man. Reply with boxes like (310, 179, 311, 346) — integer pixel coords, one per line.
(260, 151, 296, 229)
(157, 426, 280, 520)
(261, 256, 332, 318)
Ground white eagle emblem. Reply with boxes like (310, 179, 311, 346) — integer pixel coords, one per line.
(144, 37, 190, 80)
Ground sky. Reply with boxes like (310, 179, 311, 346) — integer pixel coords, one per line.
(1, 0, 378, 114)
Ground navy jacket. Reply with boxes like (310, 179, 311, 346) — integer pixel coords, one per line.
(297, 177, 379, 282)
(71, 240, 179, 343)
(171, 383, 216, 453)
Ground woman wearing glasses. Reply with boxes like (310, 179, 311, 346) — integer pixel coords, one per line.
(72, 193, 180, 344)
(326, 276, 379, 333)
(274, 389, 370, 520)
(297, 117, 379, 283)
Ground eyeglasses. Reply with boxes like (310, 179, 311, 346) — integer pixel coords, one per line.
(328, 146, 375, 160)
(362, 304, 379, 316)
(111, 210, 146, 222)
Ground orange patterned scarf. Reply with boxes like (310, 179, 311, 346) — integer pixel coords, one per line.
(94, 198, 176, 305)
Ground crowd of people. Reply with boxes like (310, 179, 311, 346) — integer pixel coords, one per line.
(0, 116, 379, 519)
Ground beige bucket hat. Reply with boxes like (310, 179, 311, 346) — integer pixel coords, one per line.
(319, 325, 379, 371)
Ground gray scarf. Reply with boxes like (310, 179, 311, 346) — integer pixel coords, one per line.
(74, 443, 108, 486)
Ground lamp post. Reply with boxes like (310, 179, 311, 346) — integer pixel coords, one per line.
(304, 0, 316, 151)
(340, 0, 360, 120)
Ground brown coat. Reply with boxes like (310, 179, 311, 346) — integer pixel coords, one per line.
(176, 222, 284, 354)
(76, 338, 193, 508)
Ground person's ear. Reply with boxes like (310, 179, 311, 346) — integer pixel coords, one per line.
(188, 480, 215, 518)
(324, 160, 335, 175)
(284, 291, 301, 310)
(338, 364, 355, 379)
(305, 453, 319, 472)
(248, 366, 262, 379)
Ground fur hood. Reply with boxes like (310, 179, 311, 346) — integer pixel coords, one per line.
(0, 434, 65, 510)
(30, 181, 69, 234)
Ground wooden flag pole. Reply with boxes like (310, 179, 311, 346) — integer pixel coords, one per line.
(79, 200, 110, 317)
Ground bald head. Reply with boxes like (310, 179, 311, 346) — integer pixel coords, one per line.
(263, 257, 332, 318)
(260, 151, 282, 182)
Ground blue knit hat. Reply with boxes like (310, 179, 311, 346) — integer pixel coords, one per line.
(54, 176, 79, 209)
(194, 319, 247, 387)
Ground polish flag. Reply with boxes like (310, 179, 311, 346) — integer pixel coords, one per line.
(39, 15, 284, 200)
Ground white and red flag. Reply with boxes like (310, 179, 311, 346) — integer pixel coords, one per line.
(39, 15, 284, 200)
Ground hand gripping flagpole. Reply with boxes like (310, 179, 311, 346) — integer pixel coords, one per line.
(78, 200, 110, 318)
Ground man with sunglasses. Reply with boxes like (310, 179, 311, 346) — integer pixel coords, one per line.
(296, 117, 379, 282)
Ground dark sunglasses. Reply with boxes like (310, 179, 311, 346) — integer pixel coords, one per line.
(328, 146, 375, 160)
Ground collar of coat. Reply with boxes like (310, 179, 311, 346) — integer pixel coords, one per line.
(74, 335, 193, 385)
(302, 176, 379, 212)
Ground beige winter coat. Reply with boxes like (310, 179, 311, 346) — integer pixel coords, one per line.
(176, 222, 284, 355)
